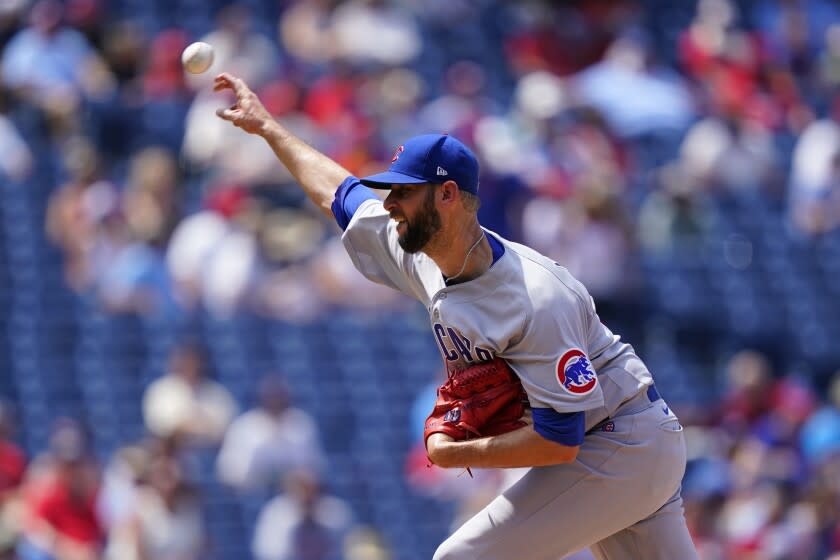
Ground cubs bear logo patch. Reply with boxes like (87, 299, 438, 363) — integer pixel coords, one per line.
(556, 349, 598, 395)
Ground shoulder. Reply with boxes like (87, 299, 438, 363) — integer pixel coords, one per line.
(262, 494, 296, 516)
(57, 28, 93, 50)
(283, 407, 316, 425)
(201, 380, 235, 401)
(145, 375, 183, 394)
(318, 496, 354, 527)
(496, 235, 588, 302)
(3, 29, 36, 51)
(228, 409, 264, 427)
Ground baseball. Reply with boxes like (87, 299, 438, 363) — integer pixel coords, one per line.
(181, 41, 214, 74)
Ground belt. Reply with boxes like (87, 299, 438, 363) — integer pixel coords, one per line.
(616, 383, 663, 416)
(588, 383, 663, 434)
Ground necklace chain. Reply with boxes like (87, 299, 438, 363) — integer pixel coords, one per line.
(446, 231, 485, 283)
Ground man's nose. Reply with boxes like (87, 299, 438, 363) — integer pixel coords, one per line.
(383, 192, 397, 212)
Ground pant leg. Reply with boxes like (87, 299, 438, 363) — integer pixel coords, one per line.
(590, 488, 699, 560)
(433, 403, 692, 560)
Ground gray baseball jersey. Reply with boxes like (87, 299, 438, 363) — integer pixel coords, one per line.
(340, 195, 697, 560)
(342, 198, 650, 430)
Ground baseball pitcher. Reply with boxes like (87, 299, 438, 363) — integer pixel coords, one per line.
(214, 72, 698, 560)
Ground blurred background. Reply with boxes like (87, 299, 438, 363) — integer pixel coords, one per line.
(0, 0, 840, 559)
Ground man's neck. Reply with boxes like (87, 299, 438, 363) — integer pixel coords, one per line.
(425, 222, 491, 284)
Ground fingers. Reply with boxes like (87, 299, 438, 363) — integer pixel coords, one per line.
(213, 73, 231, 93)
(215, 106, 238, 122)
(214, 74, 263, 131)
(213, 72, 249, 97)
(521, 407, 533, 425)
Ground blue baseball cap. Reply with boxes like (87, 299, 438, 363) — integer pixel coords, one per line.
(360, 134, 480, 195)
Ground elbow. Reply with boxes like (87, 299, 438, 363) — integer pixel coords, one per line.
(321, 199, 336, 219)
(558, 444, 579, 464)
(530, 412, 583, 465)
(534, 433, 580, 466)
(535, 443, 578, 466)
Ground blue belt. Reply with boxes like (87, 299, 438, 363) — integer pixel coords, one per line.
(646, 384, 661, 403)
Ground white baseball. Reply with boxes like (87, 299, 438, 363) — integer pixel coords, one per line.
(181, 42, 214, 74)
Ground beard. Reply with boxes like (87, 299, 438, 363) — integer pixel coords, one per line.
(397, 186, 442, 253)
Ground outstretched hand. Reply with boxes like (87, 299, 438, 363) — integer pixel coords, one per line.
(214, 72, 273, 135)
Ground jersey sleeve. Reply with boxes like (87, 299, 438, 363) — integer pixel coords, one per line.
(339, 178, 438, 303)
(532, 408, 585, 446)
(503, 265, 606, 414)
(331, 176, 380, 230)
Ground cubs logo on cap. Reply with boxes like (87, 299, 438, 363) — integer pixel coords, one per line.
(556, 349, 598, 395)
(391, 145, 404, 163)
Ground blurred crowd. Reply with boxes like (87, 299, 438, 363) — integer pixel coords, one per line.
(680, 350, 840, 560)
(0, 340, 381, 560)
(0, 0, 840, 558)
(4, 0, 840, 322)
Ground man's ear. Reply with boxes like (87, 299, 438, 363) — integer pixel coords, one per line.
(440, 180, 459, 202)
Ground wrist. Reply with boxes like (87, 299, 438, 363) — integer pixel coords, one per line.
(426, 433, 457, 467)
(258, 117, 280, 138)
(435, 440, 458, 468)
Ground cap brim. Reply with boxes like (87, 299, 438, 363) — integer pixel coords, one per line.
(359, 171, 428, 189)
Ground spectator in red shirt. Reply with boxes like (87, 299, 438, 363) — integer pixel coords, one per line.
(0, 400, 25, 496)
(0, 400, 26, 558)
(17, 419, 103, 560)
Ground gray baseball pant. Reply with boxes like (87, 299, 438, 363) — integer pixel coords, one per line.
(433, 395, 699, 560)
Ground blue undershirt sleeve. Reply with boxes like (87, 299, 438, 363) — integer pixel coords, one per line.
(531, 408, 585, 447)
(331, 176, 380, 230)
